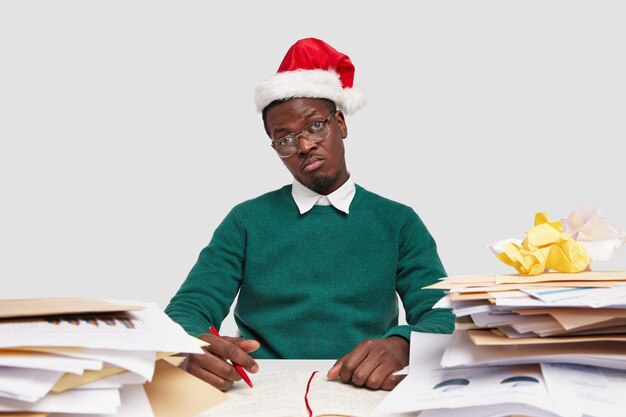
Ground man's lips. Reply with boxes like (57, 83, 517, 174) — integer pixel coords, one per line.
(302, 156, 324, 173)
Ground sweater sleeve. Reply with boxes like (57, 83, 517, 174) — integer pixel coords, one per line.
(384, 209, 454, 341)
(165, 208, 245, 337)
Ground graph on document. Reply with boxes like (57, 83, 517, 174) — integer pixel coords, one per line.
(13, 314, 149, 334)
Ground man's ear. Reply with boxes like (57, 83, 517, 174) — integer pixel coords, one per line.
(335, 111, 348, 139)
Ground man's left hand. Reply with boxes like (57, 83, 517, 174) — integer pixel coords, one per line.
(326, 336, 409, 390)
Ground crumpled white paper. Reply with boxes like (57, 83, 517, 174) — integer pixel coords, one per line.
(561, 205, 626, 262)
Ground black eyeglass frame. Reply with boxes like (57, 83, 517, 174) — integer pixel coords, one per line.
(270, 111, 338, 158)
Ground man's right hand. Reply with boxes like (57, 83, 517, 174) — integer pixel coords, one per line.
(186, 332, 260, 391)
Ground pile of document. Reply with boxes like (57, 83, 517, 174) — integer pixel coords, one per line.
(373, 270, 626, 417)
(0, 297, 227, 417)
(374, 332, 626, 417)
(425, 270, 626, 370)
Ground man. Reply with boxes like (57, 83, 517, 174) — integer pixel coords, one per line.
(165, 38, 453, 391)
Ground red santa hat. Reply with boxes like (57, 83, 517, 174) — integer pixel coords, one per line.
(255, 38, 366, 115)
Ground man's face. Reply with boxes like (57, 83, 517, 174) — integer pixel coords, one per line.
(264, 98, 349, 195)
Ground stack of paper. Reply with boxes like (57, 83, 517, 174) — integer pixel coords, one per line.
(374, 332, 626, 417)
(424, 270, 626, 369)
(0, 297, 227, 417)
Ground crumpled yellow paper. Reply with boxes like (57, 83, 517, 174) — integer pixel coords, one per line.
(493, 212, 590, 276)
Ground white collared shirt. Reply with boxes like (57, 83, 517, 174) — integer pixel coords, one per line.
(291, 176, 356, 215)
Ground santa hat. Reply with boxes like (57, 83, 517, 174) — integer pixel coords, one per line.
(255, 38, 366, 115)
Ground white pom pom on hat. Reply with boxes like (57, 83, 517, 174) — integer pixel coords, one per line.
(255, 38, 366, 115)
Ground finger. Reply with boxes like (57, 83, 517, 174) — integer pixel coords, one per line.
(188, 361, 233, 391)
(222, 336, 261, 356)
(326, 357, 346, 380)
(349, 353, 381, 387)
(361, 349, 407, 390)
(187, 353, 239, 391)
(380, 372, 406, 391)
(204, 336, 258, 372)
(338, 344, 370, 384)
(358, 361, 391, 390)
(194, 351, 242, 381)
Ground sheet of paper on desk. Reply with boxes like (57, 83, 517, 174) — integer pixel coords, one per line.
(73, 370, 146, 390)
(51, 367, 126, 393)
(0, 387, 120, 414)
(494, 271, 626, 284)
(0, 298, 144, 319)
(441, 330, 626, 370)
(200, 370, 304, 417)
(308, 373, 401, 416)
(47, 351, 181, 392)
(521, 285, 626, 307)
(5, 347, 157, 382)
(52, 384, 154, 417)
(373, 332, 561, 416)
(199, 369, 412, 417)
(0, 302, 203, 354)
(449, 282, 615, 293)
(541, 363, 626, 417)
(0, 366, 63, 403)
(468, 329, 626, 345)
(418, 402, 563, 417)
(36, 348, 157, 381)
(0, 350, 102, 374)
(469, 310, 557, 328)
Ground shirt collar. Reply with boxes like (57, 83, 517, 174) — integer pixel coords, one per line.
(291, 176, 355, 215)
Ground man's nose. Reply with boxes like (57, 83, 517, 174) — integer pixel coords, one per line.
(297, 135, 317, 154)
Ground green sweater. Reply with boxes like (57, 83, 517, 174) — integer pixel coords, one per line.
(165, 184, 453, 359)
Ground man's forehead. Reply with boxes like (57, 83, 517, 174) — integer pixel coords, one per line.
(266, 98, 329, 131)
(268, 97, 329, 114)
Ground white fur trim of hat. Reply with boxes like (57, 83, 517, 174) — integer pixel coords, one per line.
(254, 38, 366, 115)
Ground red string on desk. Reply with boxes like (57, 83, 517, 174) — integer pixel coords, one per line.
(304, 371, 318, 417)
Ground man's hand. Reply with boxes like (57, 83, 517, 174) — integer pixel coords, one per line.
(326, 336, 409, 390)
(186, 333, 260, 391)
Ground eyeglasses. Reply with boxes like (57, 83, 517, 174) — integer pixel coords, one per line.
(270, 112, 337, 158)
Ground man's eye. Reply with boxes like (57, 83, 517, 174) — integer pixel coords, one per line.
(277, 136, 296, 147)
(308, 121, 325, 132)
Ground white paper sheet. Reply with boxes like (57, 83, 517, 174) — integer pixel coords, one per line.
(0, 387, 120, 413)
(418, 402, 565, 417)
(0, 301, 203, 354)
(374, 333, 561, 416)
(0, 366, 63, 403)
(50, 348, 156, 381)
(441, 330, 626, 370)
(522, 287, 599, 303)
(453, 303, 495, 317)
(201, 369, 407, 417)
(541, 363, 626, 417)
(432, 296, 453, 309)
(52, 384, 153, 417)
(522, 285, 626, 308)
(0, 351, 102, 374)
(75, 371, 147, 390)
(470, 311, 556, 329)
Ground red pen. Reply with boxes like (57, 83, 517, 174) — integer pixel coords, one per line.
(209, 326, 254, 388)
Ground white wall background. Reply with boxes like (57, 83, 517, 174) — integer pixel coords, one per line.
(2, 1, 625, 335)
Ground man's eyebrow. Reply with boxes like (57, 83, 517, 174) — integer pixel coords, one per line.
(302, 111, 318, 120)
(272, 111, 320, 136)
